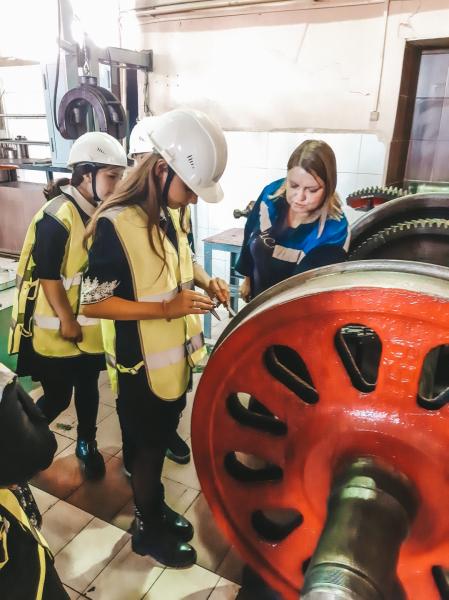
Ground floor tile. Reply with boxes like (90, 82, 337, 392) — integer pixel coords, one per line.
(42, 500, 94, 555)
(184, 494, 230, 573)
(95, 412, 123, 456)
(81, 540, 164, 600)
(162, 439, 201, 491)
(65, 456, 133, 522)
(63, 584, 80, 599)
(98, 371, 110, 387)
(28, 386, 43, 401)
(216, 547, 244, 585)
(143, 564, 220, 600)
(50, 404, 78, 440)
(55, 518, 129, 592)
(97, 401, 116, 424)
(209, 577, 240, 599)
(31, 445, 86, 500)
(177, 396, 194, 441)
(29, 485, 59, 514)
(48, 399, 115, 441)
(109, 498, 134, 532)
(54, 432, 76, 456)
(163, 477, 199, 515)
(99, 381, 117, 407)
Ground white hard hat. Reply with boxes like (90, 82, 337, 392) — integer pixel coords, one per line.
(67, 132, 128, 169)
(128, 116, 159, 158)
(148, 108, 227, 203)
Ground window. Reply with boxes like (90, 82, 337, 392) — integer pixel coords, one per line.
(405, 51, 449, 193)
(388, 40, 449, 192)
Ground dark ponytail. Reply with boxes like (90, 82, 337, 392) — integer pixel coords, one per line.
(42, 164, 96, 201)
(43, 178, 71, 201)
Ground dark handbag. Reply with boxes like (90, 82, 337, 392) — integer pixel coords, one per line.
(0, 369, 57, 486)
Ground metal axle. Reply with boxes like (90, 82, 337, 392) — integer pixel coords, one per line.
(302, 458, 418, 600)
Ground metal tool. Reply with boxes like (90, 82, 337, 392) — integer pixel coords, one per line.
(224, 302, 237, 318)
(211, 299, 237, 320)
(209, 305, 221, 320)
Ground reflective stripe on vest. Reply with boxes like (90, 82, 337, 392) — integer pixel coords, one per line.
(145, 332, 204, 370)
(101, 205, 206, 400)
(9, 189, 103, 358)
(33, 314, 100, 329)
(61, 272, 83, 290)
(138, 280, 194, 303)
(107, 332, 203, 374)
(0, 489, 51, 600)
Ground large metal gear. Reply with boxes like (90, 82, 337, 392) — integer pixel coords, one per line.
(349, 193, 449, 266)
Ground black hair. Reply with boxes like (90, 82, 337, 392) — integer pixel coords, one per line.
(43, 164, 104, 201)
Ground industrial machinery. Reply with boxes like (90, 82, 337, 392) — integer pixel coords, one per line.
(42, 0, 152, 167)
(192, 193, 449, 599)
(346, 185, 408, 212)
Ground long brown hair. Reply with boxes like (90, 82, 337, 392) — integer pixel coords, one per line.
(271, 139, 343, 235)
(85, 153, 188, 266)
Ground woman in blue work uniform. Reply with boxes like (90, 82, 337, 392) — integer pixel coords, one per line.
(81, 109, 229, 568)
(237, 139, 350, 301)
(9, 132, 127, 481)
(235, 139, 350, 600)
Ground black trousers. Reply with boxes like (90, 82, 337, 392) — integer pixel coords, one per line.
(36, 367, 100, 442)
(117, 370, 186, 522)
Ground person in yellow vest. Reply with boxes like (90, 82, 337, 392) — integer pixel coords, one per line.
(81, 108, 229, 567)
(0, 362, 68, 599)
(123, 115, 221, 468)
(9, 132, 127, 480)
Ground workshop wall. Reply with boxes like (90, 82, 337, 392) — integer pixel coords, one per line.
(120, 0, 449, 276)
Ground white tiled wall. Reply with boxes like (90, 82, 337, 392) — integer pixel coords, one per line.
(0, 64, 386, 278)
(195, 131, 386, 278)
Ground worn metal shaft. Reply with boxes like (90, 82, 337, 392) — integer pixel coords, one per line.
(302, 458, 418, 600)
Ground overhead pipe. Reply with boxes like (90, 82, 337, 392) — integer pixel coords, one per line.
(0, 114, 46, 119)
(122, 0, 384, 18)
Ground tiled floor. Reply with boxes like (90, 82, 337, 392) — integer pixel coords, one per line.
(28, 310, 244, 599)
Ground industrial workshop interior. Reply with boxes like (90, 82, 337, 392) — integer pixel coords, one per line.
(3, 0, 449, 599)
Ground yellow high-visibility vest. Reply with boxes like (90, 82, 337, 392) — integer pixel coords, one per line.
(0, 489, 52, 600)
(9, 187, 103, 358)
(99, 204, 206, 400)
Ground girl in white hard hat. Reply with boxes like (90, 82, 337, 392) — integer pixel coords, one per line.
(125, 114, 223, 468)
(81, 108, 229, 567)
(128, 115, 159, 164)
(9, 132, 127, 481)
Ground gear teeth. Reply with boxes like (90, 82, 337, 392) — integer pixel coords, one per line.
(350, 218, 449, 259)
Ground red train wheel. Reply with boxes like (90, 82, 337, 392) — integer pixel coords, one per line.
(192, 261, 449, 599)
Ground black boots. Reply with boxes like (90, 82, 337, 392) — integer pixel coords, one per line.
(75, 439, 106, 480)
(131, 506, 196, 567)
(166, 432, 191, 465)
(160, 502, 194, 542)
